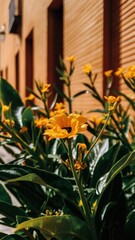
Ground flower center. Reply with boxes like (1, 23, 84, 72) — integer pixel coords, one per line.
(62, 127, 72, 133)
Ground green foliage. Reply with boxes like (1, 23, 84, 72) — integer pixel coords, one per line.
(0, 60, 135, 240)
(15, 215, 91, 240)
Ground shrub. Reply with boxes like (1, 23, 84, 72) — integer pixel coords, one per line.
(0, 58, 134, 239)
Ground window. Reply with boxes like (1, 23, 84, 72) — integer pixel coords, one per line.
(47, 0, 63, 105)
(15, 52, 19, 92)
(25, 29, 33, 97)
(5, 67, 8, 81)
(0, 70, 3, 77)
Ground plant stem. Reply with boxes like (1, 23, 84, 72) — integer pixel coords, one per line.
(67, 139, 97, 240)
(111, 114, 132, 150)
(67, 78, 72, 113)
(85, 112, 111, 160)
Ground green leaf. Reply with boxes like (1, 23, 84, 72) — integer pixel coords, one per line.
(88, 109, 105, 113)
(14, 106, 34, 129)
(115, 89, 135, 111)
(0, 78, 24, 118)
(106, 150, 135, 184)
(72, 90, 89, 99)
(0, 201, 28, 219)
(0, 183, 12, 204)
(22, 107, 34, 126)
(6, 180, 46, 214)
(0, 201, 28, 225)
(123, 211, 135, 239)
(0, 165, 77, 206)
(91, 142, 121, 187)
(1, 234, 26, 240)
(73, 133, 90, 149)
(15, 215, 91, 240)
(8, 172, 77, 206)
(54, 84, 69, 102)
(85, 139, 109, 171)
(94, 150, 135, 215)
(26, 85, 41, 99)
(59, 56, 67, 71)
(48, 139, 67, 156)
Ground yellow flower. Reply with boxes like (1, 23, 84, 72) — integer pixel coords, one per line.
(54, 102, 66, 111)
(90, 115, 111, 127)
(78, 199, 83, 207)
(124, 65, 135, 79)
(115, 67, 125, 77)
(128, 65, 135, 72)
(82, 64, 92, 75)
(77, 143, 87, 151)
(44, 113, 87, 140)
(90, 116, 104, 126)
(20, 126, 28, 133)
(37, 81, 51, 94)
(2, 105, 10, 112)
(104, 95, 121, 111)
(74, 160, 87, 171)
(104, 96, 120, 104)
(63, 159, 87, 171)
(41, 84, 51, 93)
(25, 94, 35, 101)
(49, 108, 66, 117)
(77, 143, 88, 162)
(66, 56, 76, 63)
(49, 102, 67, 116)
(34, 117, 48, 128)
(91, 200, 97, 214)
(104, 70, 113, 77)
(3, 119, 15, 127)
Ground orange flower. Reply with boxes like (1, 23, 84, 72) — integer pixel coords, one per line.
(104, 95, 121, 111)
(44, 113, 87, 140)
(83, 64, 92, 75)
(124, 65, 135, 79)
(104, 95, 121, 104)
(34, 117, 48, 128)
(54, 102, 66, 111)
(66, 56, 76, 63)
(25, 94, 35, 101)
(41, 84, 51, 93)
(77, 143, 87, 151)
(20, 126, 28, 133)
(3, 119, 15, 127)
(104, 70, 113, 77)
(115, 67, 125, 77)
(2, 105, 10, 112)
(90, 116, 104, 126)
(64, 159, 87, 171)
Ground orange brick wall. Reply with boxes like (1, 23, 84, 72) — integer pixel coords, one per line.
(64, 0, 104, 115)
(0, 0, 104, 116)
(0, 0, 48, 101)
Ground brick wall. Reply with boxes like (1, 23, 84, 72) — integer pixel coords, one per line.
(64, 0, 104, 115)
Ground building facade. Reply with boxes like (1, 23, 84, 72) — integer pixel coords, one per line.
(0, 0, 134, 115)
